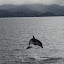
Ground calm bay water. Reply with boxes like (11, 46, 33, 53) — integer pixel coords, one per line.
(0, 17, 64, 64)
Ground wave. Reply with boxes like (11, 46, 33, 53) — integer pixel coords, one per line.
(9, 57, 64, 64)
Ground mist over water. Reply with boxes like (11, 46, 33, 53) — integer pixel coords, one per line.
(0, 17, 64, 64)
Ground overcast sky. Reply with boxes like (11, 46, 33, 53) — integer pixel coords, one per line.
(0, 0, 64, 5)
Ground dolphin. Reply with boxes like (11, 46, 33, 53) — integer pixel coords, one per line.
(27, 36, 43, 49)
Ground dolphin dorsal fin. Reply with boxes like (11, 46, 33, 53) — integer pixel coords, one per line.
(33, 36, 35, 39)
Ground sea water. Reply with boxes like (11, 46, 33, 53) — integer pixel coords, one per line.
(0, 17, 64, 64)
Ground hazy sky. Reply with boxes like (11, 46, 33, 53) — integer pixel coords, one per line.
(0, 0, 64, 5)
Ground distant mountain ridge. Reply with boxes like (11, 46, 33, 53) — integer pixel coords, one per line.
(0, 4, 64, 17)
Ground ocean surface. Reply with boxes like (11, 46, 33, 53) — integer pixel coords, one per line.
(0, 17, 64, 64)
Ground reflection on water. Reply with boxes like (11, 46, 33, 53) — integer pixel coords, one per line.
(0, 17, 64, 64)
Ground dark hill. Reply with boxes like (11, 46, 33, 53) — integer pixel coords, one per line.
(0, 4, 64, 17)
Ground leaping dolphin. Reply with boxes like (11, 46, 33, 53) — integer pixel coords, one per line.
(27, 36, 43, 49)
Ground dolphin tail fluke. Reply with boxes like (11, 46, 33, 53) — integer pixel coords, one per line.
(26, 46, 33, 49)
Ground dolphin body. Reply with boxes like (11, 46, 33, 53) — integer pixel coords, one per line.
(27, 36, 43, 49)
